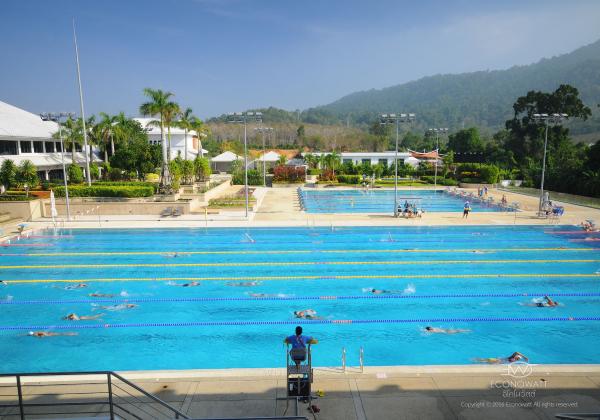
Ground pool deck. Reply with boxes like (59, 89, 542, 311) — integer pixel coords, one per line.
(3, 186, 600, 419)
(3, 365, 600, 419)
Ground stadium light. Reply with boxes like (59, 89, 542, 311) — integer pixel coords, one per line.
(380, 113, 417, 217)
(228, 112, 263, 218)
(531, 113, 568, 214)
(40, 112, 76, 221)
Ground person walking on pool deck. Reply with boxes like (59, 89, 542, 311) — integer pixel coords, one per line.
(463, 201, 471, 218)
(284, 326, 318, 365)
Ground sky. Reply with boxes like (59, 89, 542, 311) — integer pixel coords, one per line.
(1, 0, 600, 120)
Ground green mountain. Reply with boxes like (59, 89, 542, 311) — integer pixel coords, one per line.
(307, 39, 600, 136)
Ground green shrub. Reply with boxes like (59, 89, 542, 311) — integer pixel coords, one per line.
(89, 163, 100, 180)
(232, 169, 262, 185)
(478, 165, 500, 184)
(420, 176, 459, 186)
(337, 174, 361, 184)
(93, 181, 159, 193)
(68, 164, 84, 184)
(308, 168, 320, 176)
(0, 195, 36, 201)
(54, 185, 154, 198)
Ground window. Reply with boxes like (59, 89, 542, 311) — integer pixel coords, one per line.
(33, 142, 44, 153)
(75, 143, 82, 152)
(55, 142, 62, 152)
(343, 159, 352, 164)
(20, 141, 32, 153)
(0, 141, 18, 155)
(45, 142, 55, 152)
(361, 159, 370, 164)
(378, 159, 387, 165)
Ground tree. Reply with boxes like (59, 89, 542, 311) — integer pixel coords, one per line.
(323, 151, 341, 176)
(277, 155, 287, 166)
(296, 125, 306, 144)
(505, 84, 591, 166)
(181, 159, 194, 184)
(177, 108, 194, 160)
(140, 88, 176, 191)
(163, 102, 181, 162)
(110, 137, 161, 180)
(16, 160, 38, 196)
(193, 156, 211, 181)
(96, 112, 117, 163)
(447, 127, 484, 156)
(68, 164, 84, 184)
(0, 159, 17, 191)
(190, 117, 208, 158)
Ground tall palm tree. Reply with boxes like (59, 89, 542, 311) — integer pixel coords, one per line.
(190, 117, 207, 158)
(162, 102, 180, 162)
(177, 108, 194, 160)
(140, 88, 175, 189)
(97, 112, 117, 163)
(60, 117, 82, 164)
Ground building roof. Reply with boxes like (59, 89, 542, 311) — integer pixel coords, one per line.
(0, 152, 102, 169)
(303, 151, 411, 158)
(258, 151, 281, 162)
(210, 151, 241, 162)
(0, 100, 58, 140)
(409, 150, 441, 159)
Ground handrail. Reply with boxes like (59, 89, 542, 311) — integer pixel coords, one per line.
(0, 370, 190, 420)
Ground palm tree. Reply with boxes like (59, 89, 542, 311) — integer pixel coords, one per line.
(190, 117, 208, 158)
(60, 117, 82, 164)
(177, 108, 194, 160)
(112, 112, 130, 148)
(140, 88, 175, 189)
(17, 160, 38, 196)
(97, 112, 117, 163)
(162, 102, 180, 162)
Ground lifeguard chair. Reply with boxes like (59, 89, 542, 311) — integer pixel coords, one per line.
(281, 342, 316, 417)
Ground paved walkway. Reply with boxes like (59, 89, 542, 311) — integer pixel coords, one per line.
(2, 366, 600, 419)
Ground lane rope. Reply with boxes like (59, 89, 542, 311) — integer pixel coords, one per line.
(3, 292, 600, 305)
(2, 316, 599, 331)
(4, 273, 600, 284)
(1, 247, 596, 257)
(2, 259, 599, 270)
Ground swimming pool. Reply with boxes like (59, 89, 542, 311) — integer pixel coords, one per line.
(299, 189, 506, 213)
(1, 225, 599, 372)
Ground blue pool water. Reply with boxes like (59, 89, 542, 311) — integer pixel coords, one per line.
(300, 189, 506, 213)
(1, 225, 599, 372)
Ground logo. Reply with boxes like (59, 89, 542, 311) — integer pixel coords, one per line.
(503, 361, 533, 378)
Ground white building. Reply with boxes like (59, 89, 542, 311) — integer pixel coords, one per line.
(305, 151, 419, 168)
(134, 118, 208, 160)
(0, 100, 100, 181)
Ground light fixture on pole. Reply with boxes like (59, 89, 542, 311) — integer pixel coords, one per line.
(72, 18, 92, 186)
(427, 128, 448, 189)
(531, 113, 568, 214)
(228, 112, 263, 218)
(380, 113, 416, 217)
(254, 127, 273, 187)
(40, 112, 75, 221)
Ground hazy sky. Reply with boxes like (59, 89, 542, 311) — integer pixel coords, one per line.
(2, 0, 600, 119)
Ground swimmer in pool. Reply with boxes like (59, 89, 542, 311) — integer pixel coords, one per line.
(369, 288, 404, 294)
(473, 352, 528, 364)
(294, 309, 322, 320)
(63, 313, 105, 321)
(424, 326, 471, 334)
(89, 292, 115, 298)
(28, 331, 78, 338)
(61, 283, 88, 290)
(96, 303, 137, 311)
(0, 281, 7, 286)
(169, 281, 200, 287)
(163, 252, 179, 258)
(524, 296, 559, 307)
(226, 281, 261, 287)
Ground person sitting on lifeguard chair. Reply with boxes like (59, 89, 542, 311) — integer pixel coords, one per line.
(284, 326, 318, 367)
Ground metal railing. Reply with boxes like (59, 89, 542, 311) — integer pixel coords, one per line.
(0, 371, 189, 419)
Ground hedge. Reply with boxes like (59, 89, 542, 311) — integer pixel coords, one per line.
(420, 176, 459, 186)
(232, 170, 262, 186)
(336, 175, 361, 184)
(0, 195, 36, 201)
(93, 181, 159, 192)
(54, 185, 154, 198)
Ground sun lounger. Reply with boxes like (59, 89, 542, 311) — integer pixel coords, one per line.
(172, 207, 183, 217)
(160, 207, 173, 218)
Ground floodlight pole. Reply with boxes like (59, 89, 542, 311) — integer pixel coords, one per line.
(72, 19, 91, 186)
(428, 128, 448, 189)
(42, 112, 75, 221)
(229, 112, 262, 219)
(380, 113, 416, 217)
(531, 113, 568, 214)
(255, 127, 273, 187)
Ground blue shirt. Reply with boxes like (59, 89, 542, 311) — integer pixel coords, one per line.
(286, 334, 313, 349)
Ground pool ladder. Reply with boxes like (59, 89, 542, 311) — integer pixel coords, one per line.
(341, 347, 364, 373)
